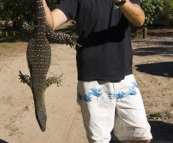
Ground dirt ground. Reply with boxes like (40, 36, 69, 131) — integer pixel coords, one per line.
(0, 37, 173, 143)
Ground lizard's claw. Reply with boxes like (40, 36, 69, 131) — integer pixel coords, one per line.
(57, 73, 63, 87)
(19, 70, 26, 83)
(19, 70, 31, 86)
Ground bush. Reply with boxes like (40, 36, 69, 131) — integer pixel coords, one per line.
(141, 0, 164, 26)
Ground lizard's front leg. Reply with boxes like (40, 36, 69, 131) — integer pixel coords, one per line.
(45, 24, 81, 48)
(21, 21, 35, 33)
(19, 70, 32, 88)
(46, 73, 63, 88)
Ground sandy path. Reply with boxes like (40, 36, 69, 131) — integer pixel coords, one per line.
(0, 43, 88, 143)
(0, 38, 173, 143)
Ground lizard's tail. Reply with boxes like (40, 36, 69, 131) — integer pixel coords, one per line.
(35, 107, 47, 132)
(31, 79, 47, 132)
(33, 91, 47, 132)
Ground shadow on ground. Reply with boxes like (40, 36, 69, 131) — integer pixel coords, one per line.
(149, 121, 173, 143)
(133, 39, 173, 57)
(133, 47, 173, 57)
(0, 139, 8, 143)
(110, 121, 173, 143)
(135, 62, 173, 78)
(133, 40, 173, 46)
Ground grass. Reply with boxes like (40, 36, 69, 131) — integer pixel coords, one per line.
(0, 42, 12, 48)
(147, 112, 162, 120)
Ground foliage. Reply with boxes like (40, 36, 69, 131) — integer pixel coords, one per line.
(0, 27, 32, 42)
(153, 0, 173, 27)
(0, 0, 58, 28)
(0, 1, 3, 20)
(0, 0, 34, 28)
(1, 0, 173, 28)
(140, 0, 164, 26)
(147, 113, 162, 120)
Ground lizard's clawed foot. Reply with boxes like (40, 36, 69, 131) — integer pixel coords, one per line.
(56, 73, 63, 87)
(46, 73, 64, 87)
(19, 70, 31, 84)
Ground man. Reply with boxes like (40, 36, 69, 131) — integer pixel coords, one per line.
(43, 0, 152, 142)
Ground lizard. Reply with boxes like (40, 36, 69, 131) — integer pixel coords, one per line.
(19, 0, 80, 132)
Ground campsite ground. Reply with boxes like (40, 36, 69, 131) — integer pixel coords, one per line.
(0, 35, 173, 143)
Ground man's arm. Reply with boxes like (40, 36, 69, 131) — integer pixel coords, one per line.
(115, 0, 145, 26)
(42, 0, 68, 30)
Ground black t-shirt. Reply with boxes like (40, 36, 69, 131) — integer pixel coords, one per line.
(57, 0, 140, 82)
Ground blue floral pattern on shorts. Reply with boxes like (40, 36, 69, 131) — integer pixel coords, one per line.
(78, 81, 138, 102)
(78, 88, 103, 102)
(108, 81, 138, 99)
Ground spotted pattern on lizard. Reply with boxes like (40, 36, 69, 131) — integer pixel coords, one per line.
(19, 0, 80, 132)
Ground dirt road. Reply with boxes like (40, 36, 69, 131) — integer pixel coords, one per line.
(0, 38, 173, 143)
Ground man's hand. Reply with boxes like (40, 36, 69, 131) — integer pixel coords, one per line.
(114, 0, 145, 26)
(113, 0, 122, 2)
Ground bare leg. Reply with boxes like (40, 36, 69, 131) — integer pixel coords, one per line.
(131, 140, 151, 143)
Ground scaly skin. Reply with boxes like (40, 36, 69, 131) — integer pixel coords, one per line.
(19, 0, 78, 132)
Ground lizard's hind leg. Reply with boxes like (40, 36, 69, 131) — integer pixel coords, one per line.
(46, 73, 63, 87)
(19, 70, 32, 87)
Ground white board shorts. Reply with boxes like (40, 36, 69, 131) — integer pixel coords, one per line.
(77, 74, 152, 143)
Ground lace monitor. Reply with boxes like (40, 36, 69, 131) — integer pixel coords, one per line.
(19, 0, 80, 132)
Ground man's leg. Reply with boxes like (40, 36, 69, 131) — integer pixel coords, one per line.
(77, 80, 116, 143)
(131, 140, 151, 143)
(113, 74, 152, 141)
